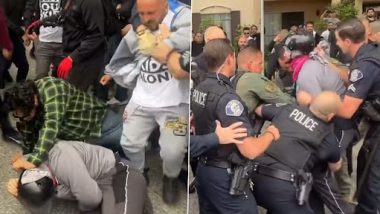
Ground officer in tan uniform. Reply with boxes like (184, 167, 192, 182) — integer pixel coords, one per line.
(233, 47, 295, 115)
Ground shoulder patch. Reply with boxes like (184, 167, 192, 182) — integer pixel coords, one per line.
(264, 82, 278, 93)
(225, 100, 244, 117)
(350, 69, 363, 83)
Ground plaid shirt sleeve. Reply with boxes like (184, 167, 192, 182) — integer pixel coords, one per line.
(27, 85, 68, 166)
(18, 122, 36, 154)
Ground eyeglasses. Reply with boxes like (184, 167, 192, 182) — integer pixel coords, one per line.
(12, 108, 32, 121)
(244, 32, 250, 35)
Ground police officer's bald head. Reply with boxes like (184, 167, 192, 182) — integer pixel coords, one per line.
(203, 39, 235, 74)
(204, 26, 226, 43)
(309, 91, 342, 122)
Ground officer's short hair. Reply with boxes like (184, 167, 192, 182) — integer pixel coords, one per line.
(336, 18, 366, 43)
(237, 47, 261, 65)
(203, 39, 234, 71)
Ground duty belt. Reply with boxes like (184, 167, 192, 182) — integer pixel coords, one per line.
(199, 156, 231, 169)
(252, 163, 297, 183)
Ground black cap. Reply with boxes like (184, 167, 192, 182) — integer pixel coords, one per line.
(18, 168, 55, 207)
(285, 34, 314, 58)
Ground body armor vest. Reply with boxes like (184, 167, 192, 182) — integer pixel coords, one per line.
(191, 75, 244, 160)
(264, 104, 332, 170)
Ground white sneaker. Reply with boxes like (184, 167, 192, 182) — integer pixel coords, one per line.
(106, 97, 128, 106)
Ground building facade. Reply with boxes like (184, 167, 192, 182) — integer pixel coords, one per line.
(192, 0, 262, 40)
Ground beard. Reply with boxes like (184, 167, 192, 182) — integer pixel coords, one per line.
(144, 20, 160, 31)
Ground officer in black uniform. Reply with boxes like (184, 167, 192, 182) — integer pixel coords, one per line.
(334, 18, 380, 214)
(251, 91, 342, 214)
(282, 34, 356, 213)
(190, 39, 279, 214)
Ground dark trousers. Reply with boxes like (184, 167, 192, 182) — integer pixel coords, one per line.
(196, 163, 258, 214)
(0, 37, 29, 88)
(101, 159, 148, 214)
(309, 170, 354, 214)
(96, 34, 128, 102)
(251, 173, 313, 214)
(66, 48, 104, 92)
(356, 124, 380, 214)
(0, 97, 13, 132)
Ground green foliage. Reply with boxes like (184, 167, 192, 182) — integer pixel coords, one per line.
(199, 17, 218, 32)
(315, 19, 327, 33)
(328, 1, 358, 21)
(315, 1, 358, 32)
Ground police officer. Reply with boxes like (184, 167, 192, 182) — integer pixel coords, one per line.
(191, 39, 279, 213)
(278, 34, 356, 213)
(233, 47, 295, 115)
(290, 34, 357, 203)
(252, 91, 343, 214)
(334, 18, 380, 214)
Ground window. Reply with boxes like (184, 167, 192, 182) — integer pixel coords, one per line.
(200, 13, 232, 39)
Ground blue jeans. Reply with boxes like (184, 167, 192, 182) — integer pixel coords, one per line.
(100, 109, 124, 156)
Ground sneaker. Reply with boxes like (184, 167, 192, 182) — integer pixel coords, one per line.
(3, 129, 23, 145)
(162, 175, 180, 204)
(106, 97, 128, 106)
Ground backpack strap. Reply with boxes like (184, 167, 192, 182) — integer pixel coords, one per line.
(230, 70, 247, 90)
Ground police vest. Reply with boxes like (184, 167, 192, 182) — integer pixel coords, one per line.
(191, 76, 243, 160)
(263, 104, 332, 171)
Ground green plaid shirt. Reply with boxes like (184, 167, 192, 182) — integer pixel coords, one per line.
(20, 77, 106, 166)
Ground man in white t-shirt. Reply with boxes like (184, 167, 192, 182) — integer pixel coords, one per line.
(24, 0, 64, 79)
(103, 0, 190, 205)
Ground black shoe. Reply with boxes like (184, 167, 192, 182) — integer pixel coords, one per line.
(3, 129, 22, 145)
(162, 175, 179, 204)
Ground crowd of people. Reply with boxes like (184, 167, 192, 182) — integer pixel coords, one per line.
(190, 7, 380, 214)
(0, 0, 190, 213)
